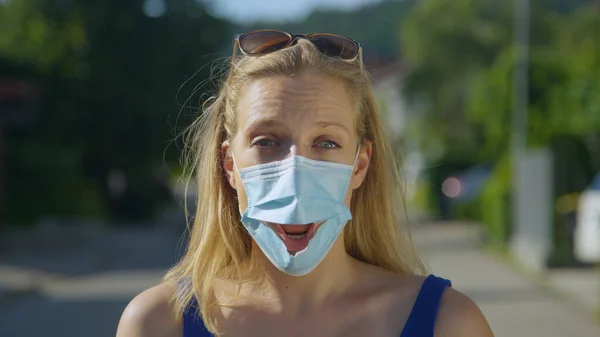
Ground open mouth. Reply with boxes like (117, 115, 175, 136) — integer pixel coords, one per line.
(268, 222, 321, 255)
(284, 226, 311, 240)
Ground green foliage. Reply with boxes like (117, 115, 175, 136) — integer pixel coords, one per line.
(1, 0, 230, 224)
(401, 0, 600, 251)
(410, 179, 433, 219)
(466, 49, 514, 157)
(466, 47, 573, 157)
(400, 0, 582, 160)
(466, 2, 600, 157)
(0, 0, 88, 73)
(400, 0, 513, 161)
(547, 6, 600, 136)
(5, 140, 106, 223)
(478, 154, 511, 248)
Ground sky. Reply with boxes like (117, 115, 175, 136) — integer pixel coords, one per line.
(206, 0, 384, 24)
(0, 0, 385, 23)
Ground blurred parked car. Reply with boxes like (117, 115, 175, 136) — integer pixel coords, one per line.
(574, 172, 600, 263)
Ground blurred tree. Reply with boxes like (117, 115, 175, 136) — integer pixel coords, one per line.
(239, 0, 417, 65)
(399, 0, 600, 229)
(0, 0, 230, 224)
(467, 48, 570, 157)
(467, 2, 600, 158)
(547, 4, 600, 137)
(400, 0, 514, 162)
(399, 0, 577, 162)
(462, 1, 600, 254)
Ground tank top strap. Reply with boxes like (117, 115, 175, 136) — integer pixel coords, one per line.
(183, 298, 214, 337)
(400, 274, 452, 337)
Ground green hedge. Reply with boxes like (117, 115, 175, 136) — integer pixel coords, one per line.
(478, 154, 511, 249)
(454, 154, 511, 249)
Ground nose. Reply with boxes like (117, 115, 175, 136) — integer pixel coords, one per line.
(288, 143, 311, 159)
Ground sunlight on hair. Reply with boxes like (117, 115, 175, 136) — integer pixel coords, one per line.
(164, 39, 427, 335)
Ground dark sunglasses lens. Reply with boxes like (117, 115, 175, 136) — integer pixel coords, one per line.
(239, 31, 291, 55)
(309, 35, 358, 60)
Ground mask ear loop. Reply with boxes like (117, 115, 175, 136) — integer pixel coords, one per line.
(352, 144, 361, 170)
(231, 152, 240, 173)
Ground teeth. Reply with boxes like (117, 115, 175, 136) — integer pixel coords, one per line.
(286, 233, 307, 240)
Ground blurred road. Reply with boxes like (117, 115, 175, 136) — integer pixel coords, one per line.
(0, 220, 184, 337)
(413, 222, 600, 337)
(0, 268, 164, 337)
(0, 221, 599, 337)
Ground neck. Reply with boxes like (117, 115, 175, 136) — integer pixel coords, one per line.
(250, 237, 359, 313)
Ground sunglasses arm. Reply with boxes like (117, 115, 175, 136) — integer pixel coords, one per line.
(231, 38, 240, 69)
(358, 47, 364, 72)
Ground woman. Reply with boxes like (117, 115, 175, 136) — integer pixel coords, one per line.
(116, 30, 494, 337)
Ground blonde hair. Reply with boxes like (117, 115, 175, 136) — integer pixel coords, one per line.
(165, 39, 427, 334)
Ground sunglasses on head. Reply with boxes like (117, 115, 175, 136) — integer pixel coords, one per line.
(234, 30, 363, 64)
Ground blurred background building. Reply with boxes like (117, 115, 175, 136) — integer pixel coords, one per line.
(0, 0, 599, 336)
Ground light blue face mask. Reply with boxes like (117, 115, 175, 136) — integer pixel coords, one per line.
(234, 152, 358, 276)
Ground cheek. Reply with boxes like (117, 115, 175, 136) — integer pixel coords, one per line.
(343, 185, 353, 208)
(234, 171, 249, 213)
(344, 169, 364, 207)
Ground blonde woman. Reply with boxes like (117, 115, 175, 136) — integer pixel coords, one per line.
(116, 30, 494, 337)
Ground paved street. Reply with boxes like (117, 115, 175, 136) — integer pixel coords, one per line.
(0, 224, 180, 337)
(412, 222, 600, 337)
(0, 221, 598, 337)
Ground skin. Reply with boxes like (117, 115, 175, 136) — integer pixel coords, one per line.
(116, 73, 495, 337)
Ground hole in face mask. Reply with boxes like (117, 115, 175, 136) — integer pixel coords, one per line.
(263, 222, 326, 255)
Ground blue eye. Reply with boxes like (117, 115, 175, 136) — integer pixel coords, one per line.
(317, 141, 339, 149)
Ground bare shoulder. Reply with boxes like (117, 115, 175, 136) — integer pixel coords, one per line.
(356, 261, 424, 289)
(357, 266, 494, 337)
(353, 262, 428, 312)
(115, 282, 182, 337)
(354, 261, 427, 301)
(435, 287, 494, 337)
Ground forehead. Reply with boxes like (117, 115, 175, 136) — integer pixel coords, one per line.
(236, 74, 356, 131)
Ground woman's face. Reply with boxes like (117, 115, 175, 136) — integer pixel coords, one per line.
(222, 73, 371, 254)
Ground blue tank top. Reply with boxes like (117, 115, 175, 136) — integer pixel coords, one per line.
(183, 274, 451, 337)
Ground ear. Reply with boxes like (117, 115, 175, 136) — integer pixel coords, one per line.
(221, 140, 236, 189)
(351, 140, 372, 190)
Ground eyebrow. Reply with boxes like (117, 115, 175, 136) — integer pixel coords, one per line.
(315, 121, 352, 135)
(244, 116, 352, 136)
(244, 116, 286, 133)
